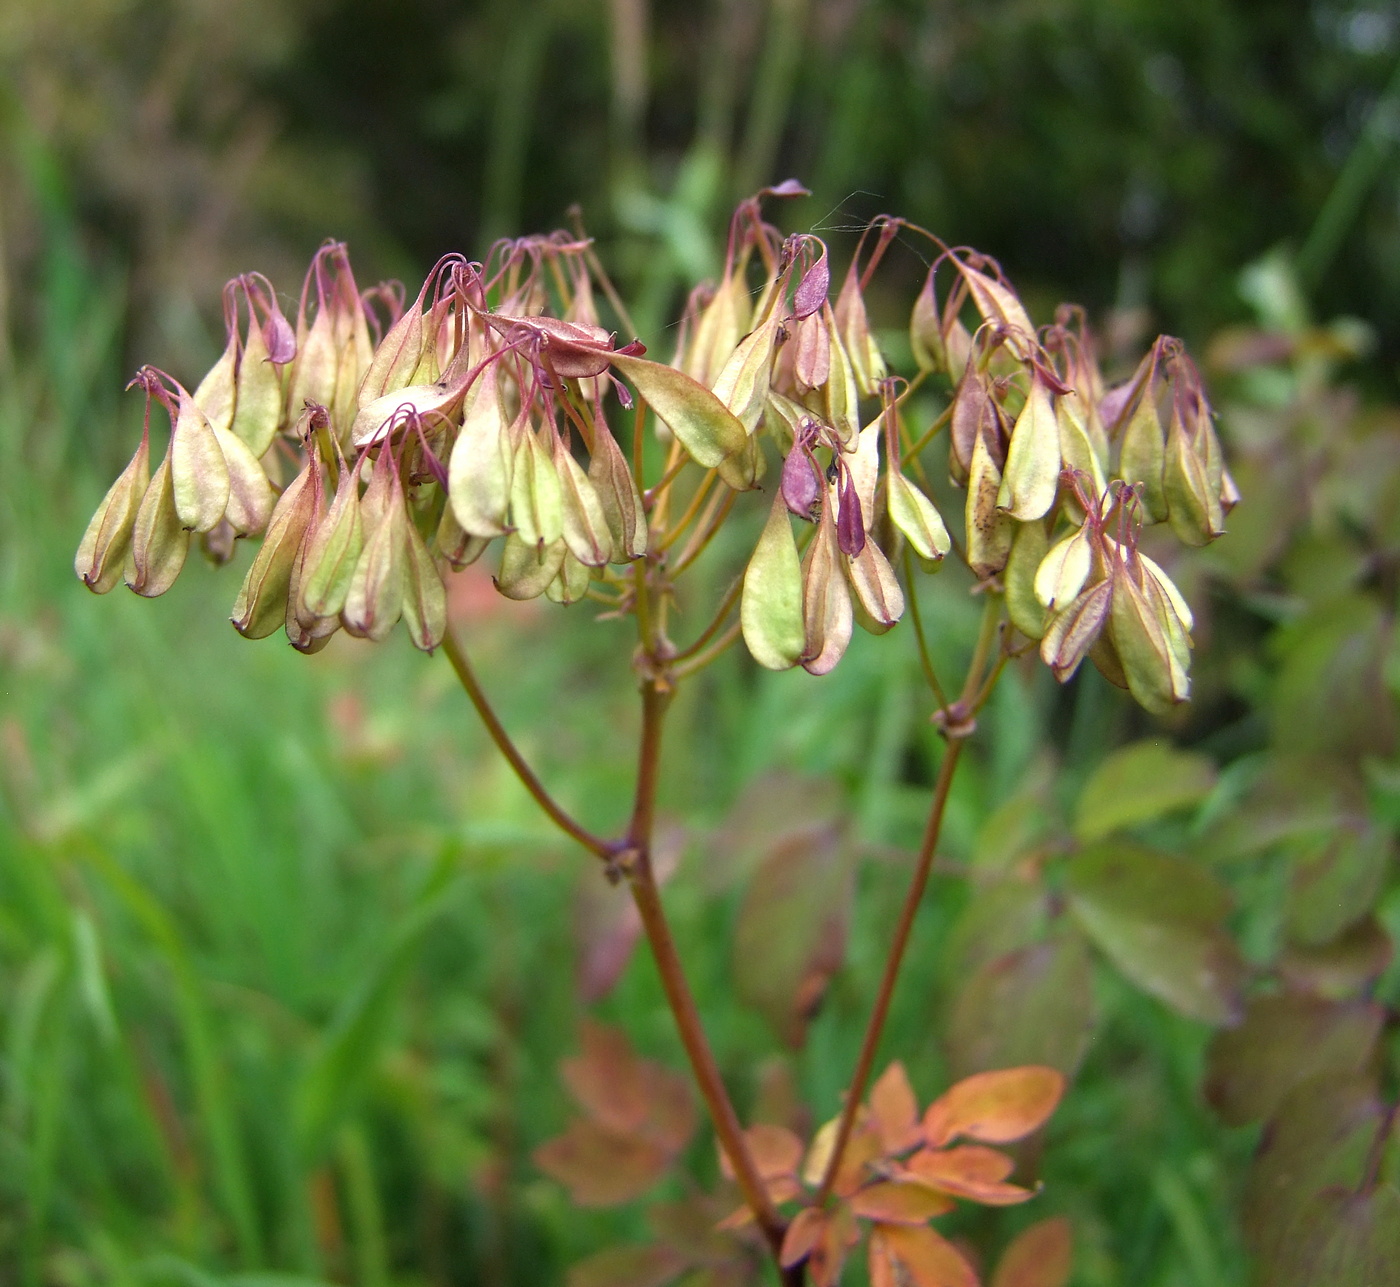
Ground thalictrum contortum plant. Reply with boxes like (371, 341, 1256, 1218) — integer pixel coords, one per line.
(76, 184, 1236, 1285)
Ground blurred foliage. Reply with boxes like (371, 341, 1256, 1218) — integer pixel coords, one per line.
(4, 0, 1400, 1284)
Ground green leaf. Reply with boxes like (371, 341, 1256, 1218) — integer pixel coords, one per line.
(1268, 1184, 1400, 1287)
(609, 353, 747, 468)
(1204, 994, 1384, 1126)
(1284, 823, 1392, 947)
(1278, 917, 1394, 999)
(1066, 841, 1244, 1024)
(1074, 740, 1216, 843)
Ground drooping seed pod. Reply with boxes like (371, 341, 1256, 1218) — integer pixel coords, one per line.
(77, 426, 150, 593)
(193, 323, 239, 435)
(495, 532, 566, 600)
(448, 362, 514, 538)
(170, 385, 231, 534)
(741, 490, 806, 671)
(298, 456, 366, 619)
(212, 423, 276, 537)
(1040, 577, 1112, 683)
(587, 421, 648, 562)
(435, 500, 490, 569)
(711, 311, 781, 435)
(1034, 528, 1093, 613)
(1107, 560, 1190, 714)
(401, 518, 447, 650)
(544, 549, 593, 606)
(1004, 517, 1050, 639)
(231, 289, 286, 457)
(609, 352, 747, 469)
(230, 454, 321, 637)
(126, 448, 192, 598)
(554, 436, 612, 567)
(509, 425, 564, 550)
(845, 538, 903, 634)
(997, 371, 1060, 522)
(886, 471, 950, 566)
(833, 261, 887, 397)
(820, 304, 861, 450)
(966, 426, 1014, 579)
(342, 466, 409, 643)
(800, 501, 854, 676)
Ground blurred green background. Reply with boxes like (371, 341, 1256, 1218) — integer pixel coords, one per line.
(3, 1, 1400, 1285)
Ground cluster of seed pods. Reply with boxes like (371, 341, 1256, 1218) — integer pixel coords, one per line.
(77, 187, 1234, 712)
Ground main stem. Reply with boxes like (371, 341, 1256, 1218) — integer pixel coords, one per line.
(622, 682, 795, 1276)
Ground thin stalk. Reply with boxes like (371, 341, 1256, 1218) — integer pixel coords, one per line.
(669, 487, 737, 576)
(903, 399, 952, 462)
(902, 546, 950, 710)
(671, 618, 743, 679)
(658, 470, 719, 550)
(644, 450, 693, 511)
(814, 737, 965, 1206)
(622, 683, 790, 1262)
(442, 628, 612, 860)
(671, 574, 743, 662)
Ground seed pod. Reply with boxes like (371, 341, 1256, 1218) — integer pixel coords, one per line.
(588, 423, 648, 561)
(845, 539, 904, 633)
(791, 310, 831, 392)
(170, 387, 231, 533)
(342, 473, 409, 642)
(801, 505, 854, 675)
(201, 519, 237, 567)
(1040, 577, 1112, 683)
(544, 549, 593, 606)
(711, 311, 781, 434)
(781, 438, 822, 520)
(887, 471, 950, 565)
(298, 457, 365, 618)
(997, 372, 1060, 521)
(1118, 390, 1167, 522)
(230, 457, 320, 636)
(821, 304, 861, 450)
(1034, 528, 1092, 611)
(833, 265, 887, 397)
(610, 353, 748, 469)
(351, 381, 462, 449)
(1163, 400, 1224, 546)
(448, 364, 514, 538)
(717, 433, 766, 491)
(554, 437, 612, 567)
(836, 470, 866, 558)
(126, 449, 191, 597)
(77, 431, 150, 593)
(966, 427, 1014, 579)
(402, 519, 447, 650)
(683, 273, 749, 387)
(285, 515, 341, 653)
(509, 426, 564, 549)
(290, 305, 338, 424)
(1004, 517, 1050, 639)
(436, 500, 490, 568)
(212, 423, 275, 536)
(1056, 393, 1107, 496)
(953, 258, 1036, 338)
(949, 365, 995, 486)
(741, 490, 806, 671)
(910, 268, 944, 373)
(194, 332, 238, 435)
(495, 532, 566, 600)
(231, 310, 283, 456)
(1108, 564, 1188, 714)
(1137, 550, 1194, 632)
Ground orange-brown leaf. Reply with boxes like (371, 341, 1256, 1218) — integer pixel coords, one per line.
(870, 1061, 922, 1153)
(567, 1243, 689, 1287)
(990, 1216, 1073, 1287)
(731, 1124, 805, 1181)
(923, 1066, 1065, 1147)
(781, 1208, 828, 1268)
(875, 1222, 979, 1287)
(904, 1145, 1037, 1207)
(533, 1119, 671, 1207)
(849, 1181, 956, 1224)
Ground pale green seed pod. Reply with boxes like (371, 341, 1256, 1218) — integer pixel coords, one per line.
(741, 490, 806, 671)
(588, 423, 648, 562)
(610, 352, 747, 469)
(230, 458, 320, 637)
(544, 549, 593, 606)
(1109, 565, 1188, 714)
(509, 427, 564, 549)
(791, 309, 831, 393)
(997, 372, 1060, 522)
(448, 364, 514, 538)
(231, 318, 283, 456)
(1040, 577, 1112, 683)
(1004, 517, 1050, 640)
(1056, 393, 1107, 496)
(554, 437, 613, 567)
(682, 272, 750, 387)
(77, 431, 150, 593)
(358, 296, 425, 405)
(711, 311, 781, 434)
(846, 539, 904, 634)
(801, 505, 854, 675)
(1163, 406, 1224, 547)
(1118, 392, 1167, 522)
(1034, 528, 1093, 611)
(343, 480, 409, 642)
(170, 388, 230, 534)
(966, 428, 1014, 579)
(126, 449, 191, 598)
(716, 432, 766, 492)
(887, 471, 951, 566)
(821, 305, 861, 450)
(285, 521, 341, 653)
(909, 271, 944, 374)
(194, 333, 238, 434)
(212, 423, 275, 536)
(495, 532, 566, 600)
(834, 267, 887, 398)
(402, 519, 447, 650)
(298, 458, 365, 618)
(436, 499, 490, 569)
(289, 307, 338, 425)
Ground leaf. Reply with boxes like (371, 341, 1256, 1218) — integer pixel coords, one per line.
(904, 1145, 1036, 1206)
(870, 1062, 922, 1153)
(1277, 917, 1394, 999)
(567, 1245, 689, 1287)
(849, 1181, 956, 1224)
(990, 1217, 1073, 1287)
(1073, 740, 1216, 843)
(533, 1118, 672, 1207)
(609, 353, 747, 468)
(922, 1066, 1065, 1147)
(945, 934, 1097, 1081)
(1267, 1184, 1400, 1287)
(1066, 841, 1245, 1025)
(1203, 994, 1383, 1127)
(741, 491, 806, 670)
(1284, 823, 1392, 947)
(1242, 1074, 1385, 1266)
(872, 1223, 978, 1287)
(732, 824, 852, 1048)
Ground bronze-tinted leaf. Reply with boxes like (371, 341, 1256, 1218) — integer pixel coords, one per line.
(871, 1223, 978, 1287)
(1203, 994, 1383, 1127)
(1066, 840, 1244, 1025)
(849, 1181, 955, 1224)
(533, 1118, 671, 1207)
(990, 1216, 1073, 1287)
(922, 1067, 1065, 1148)
(1277, 917, 1394, 999)
(870, 1062, 922, 1154)
(567, 1244, 688, 1287)
(1284, 823, 1391, 947)
(904, 1145, 1035, 1206)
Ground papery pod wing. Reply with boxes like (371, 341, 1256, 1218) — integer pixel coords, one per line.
(299, 458, 365, 617)
(1040, 578, 1112, 683)
(1163, 407, 1224, 546)
(77, 432, 150, 593)
(741, 491, 806, 671)
(910, 268, 945, 373)
(509, 426, 564, 549)
(1137, 551, 1194, 631)
(351, 381, 461, 449)
(1034, 528, 1092, 611)
(1089, 627, 1129, 689)
(1004, 517, 1050, 639)
(997, 372, 1060, 521)
(834, 266, 887, 396)
(846, 419, 882, 527)
(711, 312, 781, 433)
(544, 548, 592, 605)
(609, 352, 747, 469)
(402, 520, 447, 650)
(821, 304, 861, 449)
(888, 471, 951, 564)
(342, 486, 409, 642)
(791, 309, 831, 392)
(954, 258, 1036, 339)
(588, 423, 648, 561)
(684, 274, 749, 386)
(801, 506, 854, 675)
(231, 317, 284, 456)
(1109, 566, 1187, 714)
(717, 432, 766, 491)
(170, 388, 231, 533)
(230, 459, 319, 635)
(126, 448, 191, 598)
(289, 307, 338, 425)
(950, 364, 993, 485)
(846, 538, 904, 633)
(435, 500, 490, 568)
(358, 283, 427, 404)
(284, 516, 341, 652)
(966, 427, 1014, 579)
(211, 423, 276, 536)
(495, 533, 566, 600)
(448, 365, 514, 538)
(1118, 391, 1167, 522)
(1057, 393, 1107, 495)
(554, 438, 612, 567)
(193, 333, 238, 434)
